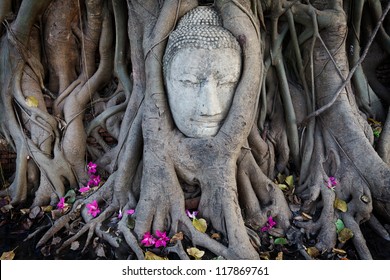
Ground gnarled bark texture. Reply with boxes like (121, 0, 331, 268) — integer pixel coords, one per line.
(1, 0, 390, 260)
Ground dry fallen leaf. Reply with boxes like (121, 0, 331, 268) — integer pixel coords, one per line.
(51, 237, 61, 246)
(307, 247, 320, 258)
(187, 247, 205, 260)
(302, 212, 312, 220)
(70, 241, 80, 251)
(0, 204, 13, 213)
(334, 198, 348, 212)
(29, 206, 42, 219)
(170, 232, 184, 243)
(338, 228, 354, 243)
(0, 250, 16, 260)
(95, 244, 106, 258)
(276, 251, 283, 260)
(211, 233, 221, 239)
(145, 251, 168, 260)
(332, 248, 347, 255)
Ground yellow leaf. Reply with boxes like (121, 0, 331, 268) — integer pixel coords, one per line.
(338, 228, 354, 243)
(144, 251, 168, 260)
(302, 212, 312, 220)
(259, 252, 270, 260)
(25, 96, 39, 108)
(0, 250, 15, 260)
(276, 251, 283, 260)
(278, 184, 288, 191)
(332, 248, 347, 255)
(334, 198, 348, 212)
(285, 175, 294, 188)
(41, 205, 53, 213)
(193, 218, 207, 233)
(368, 118, 381, 125)
(187, 247, 205, 260)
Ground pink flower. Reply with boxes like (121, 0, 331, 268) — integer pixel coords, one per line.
(186, 209, 198, 219)
(267, 216, 276, 228)
(79, 186, 90, 193)
(141, 232, 156, 247)
(87, 162, 97, 174)
(57, 197, 66, 210)
(118, 209, 135, 219)
(88, 175, 101, 187)
(86, 200, 100, 217)
(261, 216, 277, 232)
(327, 176, 337, 189)
(155, 230, 170, 248)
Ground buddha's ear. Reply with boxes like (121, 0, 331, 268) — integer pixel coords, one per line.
(214, 0, 262, 149)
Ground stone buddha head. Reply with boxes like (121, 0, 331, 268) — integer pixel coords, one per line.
(163, 6, 242, 138)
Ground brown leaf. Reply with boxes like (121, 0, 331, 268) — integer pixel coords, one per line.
(0, 204, 13, 213)
(276, 251, 283, 260)
(0, 250, 15, 260)
(307, 247, 320, 258)
(170, 232, 184, 243)
(259, 252, 270, 260)
(145, 251, 168, 260)
(211, 233, 221, 240)
(51, 237, 61, 246)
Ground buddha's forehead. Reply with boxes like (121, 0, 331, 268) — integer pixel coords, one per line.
(168, 48, 241, 77)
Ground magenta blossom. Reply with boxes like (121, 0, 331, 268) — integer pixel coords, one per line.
(87, 162, 97, 174)
(141, 232, 156, 247)
(118, 209, 135, 219)
(186, 209, 198, 220)
(57, 197, 66, 210)
(261, 216, 277, 232)
(88, 175, 101, 187)
(155, 230, 170, 248)
(86, 200, 100, 217)
(327, 176, 337, 189)
(79, 186, 90, 193)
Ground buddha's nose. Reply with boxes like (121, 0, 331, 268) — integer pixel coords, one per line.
(198, 78, 221, 116)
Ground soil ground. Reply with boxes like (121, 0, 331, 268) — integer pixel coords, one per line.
(1, 196, 389, 260)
